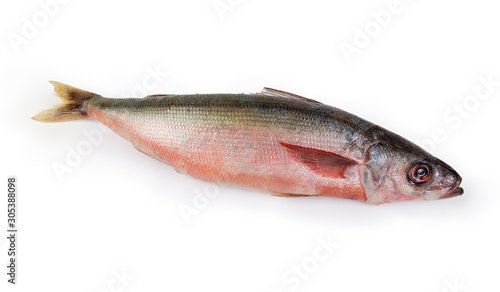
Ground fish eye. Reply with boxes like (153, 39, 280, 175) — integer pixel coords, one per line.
(408, 162, 433, 184)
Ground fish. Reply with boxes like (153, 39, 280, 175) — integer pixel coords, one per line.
(33, 81, 463, 205)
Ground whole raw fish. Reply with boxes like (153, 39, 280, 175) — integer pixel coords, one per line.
(33, 81, 463, 204)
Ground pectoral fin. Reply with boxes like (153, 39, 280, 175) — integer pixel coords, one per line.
(280, 142, 357, 179)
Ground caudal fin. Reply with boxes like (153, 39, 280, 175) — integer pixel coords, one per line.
(32, 81, 99, 123)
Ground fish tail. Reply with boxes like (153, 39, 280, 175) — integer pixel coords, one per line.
(32, 81, 99, 123)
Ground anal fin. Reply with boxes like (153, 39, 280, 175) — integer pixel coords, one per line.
(134, 146, 156, 159)
(134, 146, 187, 174)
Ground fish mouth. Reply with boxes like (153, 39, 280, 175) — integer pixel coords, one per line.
(440, 177, 463, 199)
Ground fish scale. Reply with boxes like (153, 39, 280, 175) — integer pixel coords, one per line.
(33, 81, 463, 204)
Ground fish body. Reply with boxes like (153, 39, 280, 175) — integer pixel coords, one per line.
(33, 82, 463, 204)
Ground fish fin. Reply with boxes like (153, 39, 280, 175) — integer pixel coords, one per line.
(271, 193, 310, 197)
(133, 146, 188, 173)
(173, 168, 187, 175)
(32, 81, 99, 123)
(134, 146, 156, 159)
(134, 146, 188, 174)
(144, 94, 172, 98)
(280, 142, 357, 179)
(260, 88, 322, 104)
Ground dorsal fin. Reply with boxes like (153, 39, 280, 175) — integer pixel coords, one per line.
(144, 94, 172, 98)
(260, 88, 322, 104)
(280, 142, 357, 179)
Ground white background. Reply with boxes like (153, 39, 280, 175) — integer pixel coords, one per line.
(1, 0, 499, 291)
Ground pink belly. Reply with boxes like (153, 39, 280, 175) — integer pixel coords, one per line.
(90, 110, 367, 201)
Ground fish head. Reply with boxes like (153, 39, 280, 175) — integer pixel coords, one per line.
(362, 133, 463, 205)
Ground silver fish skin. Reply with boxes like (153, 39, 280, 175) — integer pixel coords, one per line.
(33, 82, 463, 204)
